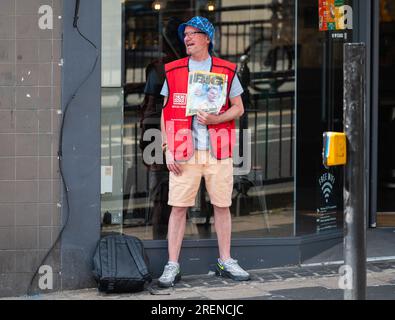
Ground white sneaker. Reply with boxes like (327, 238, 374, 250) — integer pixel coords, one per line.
(216, 258, 250, 281)
(158, 261, 181, 288)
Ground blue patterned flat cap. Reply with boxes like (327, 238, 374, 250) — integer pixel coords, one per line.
(178, 16, 215, 51)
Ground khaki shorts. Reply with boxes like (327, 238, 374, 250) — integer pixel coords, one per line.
(168, 150, 233, 208)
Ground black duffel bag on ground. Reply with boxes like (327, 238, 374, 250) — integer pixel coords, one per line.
(92, 234, 152, 293)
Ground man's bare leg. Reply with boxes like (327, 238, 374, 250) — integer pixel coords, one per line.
(213, 205, 231, 261)
(213, 205, 250, 281)
(167, 206, 188, 262)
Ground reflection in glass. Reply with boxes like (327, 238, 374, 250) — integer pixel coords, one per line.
(102, 0, 296, 239)
(101, 88, 124, 234)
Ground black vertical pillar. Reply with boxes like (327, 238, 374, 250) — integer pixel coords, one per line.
(343, 43, 366, 300)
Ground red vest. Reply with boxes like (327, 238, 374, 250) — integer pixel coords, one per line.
(163, 56, 237, 161)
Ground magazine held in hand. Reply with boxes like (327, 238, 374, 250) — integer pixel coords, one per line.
(185, 71, 228, 116)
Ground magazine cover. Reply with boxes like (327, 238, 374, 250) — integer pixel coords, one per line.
(185, 71, 228, 116)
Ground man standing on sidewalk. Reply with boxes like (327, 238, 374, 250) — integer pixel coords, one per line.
(159, 16, 250, 287)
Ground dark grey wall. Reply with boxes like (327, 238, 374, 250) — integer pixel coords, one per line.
(369, 0, 380, 228)
(299, 230, 343, 262)
(60, 0, 101, 290)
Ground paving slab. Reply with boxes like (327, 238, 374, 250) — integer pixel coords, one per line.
(2, 260, 394, 300)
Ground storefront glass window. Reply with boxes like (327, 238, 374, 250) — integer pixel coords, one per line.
(101, 0, 296, 239)
(295, 0, 353, 235)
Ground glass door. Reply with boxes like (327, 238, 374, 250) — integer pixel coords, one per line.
(376, 0, 395, 226)
(295, 0, 353, 235)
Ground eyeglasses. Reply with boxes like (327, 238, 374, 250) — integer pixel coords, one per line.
(184, 31, 206, 38)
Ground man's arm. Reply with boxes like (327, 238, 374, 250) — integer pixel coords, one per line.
(196, 95, 244, 125)
(161, 96, 182, 175)
(161, 96, 168, 145)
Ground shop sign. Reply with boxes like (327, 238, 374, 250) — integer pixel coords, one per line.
(319, 0, 353, 31)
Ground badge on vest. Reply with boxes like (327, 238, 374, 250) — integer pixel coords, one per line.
(173, 93, 187, 106)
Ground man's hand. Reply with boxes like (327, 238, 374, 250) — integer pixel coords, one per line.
(197, 110, 219, 125)
(196, 96, 244, 125)
(165, 149, 182, 176)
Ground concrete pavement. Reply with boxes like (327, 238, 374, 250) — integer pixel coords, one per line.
(3, 259, 395, 300)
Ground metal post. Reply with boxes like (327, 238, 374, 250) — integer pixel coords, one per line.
(343, 43, 367, 300)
